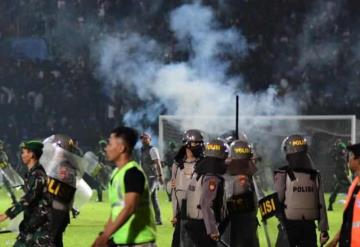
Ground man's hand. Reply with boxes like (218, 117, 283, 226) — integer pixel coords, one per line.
(325, 231, 340, 247)
(320, 231, 330, 246)
(158, 176, 164, 185)
(210, 233, 220, 241)
(325, 239, 338, 247)
(0, 214, 8, 223)
(91, 233, 109, 247)
(171, 179, 176, 189)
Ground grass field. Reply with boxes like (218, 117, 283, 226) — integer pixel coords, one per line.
(0, 189, 345, 247)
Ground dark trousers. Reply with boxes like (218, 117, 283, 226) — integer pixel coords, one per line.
(276, 220, 317, 247)
(186, 219, 217, 247)
(329, 177, 350, 207)
(171, 217, 180, 247)
(222, 213, 259, 247)
(51, 209, 70, 247)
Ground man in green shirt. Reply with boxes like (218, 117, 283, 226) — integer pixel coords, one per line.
(92, 126, 156, 247)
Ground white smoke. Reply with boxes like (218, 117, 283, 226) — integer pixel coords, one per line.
(94, 2, 299, 137)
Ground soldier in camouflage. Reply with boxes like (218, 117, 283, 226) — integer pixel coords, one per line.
(0, 140, 54, 247)
(328, 140, 351, 211)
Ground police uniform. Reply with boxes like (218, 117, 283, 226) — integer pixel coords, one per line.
(186, 139, 228, 247)
(5, 141, 54, 247)
(170, 129, 205, 247)
(328, 141, 351, 211)
(42, 135, 79, 247)
(222, 140, 259, 247)
(140, 140, 162, 224)
(274, 135, 329, 247)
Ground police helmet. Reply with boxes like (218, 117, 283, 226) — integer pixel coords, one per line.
(282, 135, 308, 155)
(182, 129, 204, 144)
(44, 134, 77, 153)
(219, 130, 248, 145)
(204, 139, 230, 159)
(230, 140, 253, 160)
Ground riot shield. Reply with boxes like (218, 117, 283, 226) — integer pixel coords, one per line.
(83, 151, 112, 188)
(73, 178, 93, 210)
(83, 151, 103, 177)
(40, 143, 87, 188)
(0, 162, 23, 188)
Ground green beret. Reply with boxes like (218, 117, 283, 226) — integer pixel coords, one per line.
(337, 142, 347, 150)
(21, 140, 44, 153)
(98, 140, 107, 146)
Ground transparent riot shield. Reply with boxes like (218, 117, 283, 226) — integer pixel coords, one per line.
(40, 143, 88, 188)
(83, 152, 103, 177)
(83, 151, 112, 188)
(73, 178, 93, 210)
(0, 162, 23, 188)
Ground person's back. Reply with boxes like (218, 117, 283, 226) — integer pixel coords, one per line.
(274, 135, 329, 247)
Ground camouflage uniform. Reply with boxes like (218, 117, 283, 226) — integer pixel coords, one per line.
(328, 149, 351, 210)
(5, 163, 54, 247)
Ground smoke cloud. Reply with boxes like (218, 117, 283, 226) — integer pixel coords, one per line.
(94, 2, 299, 138)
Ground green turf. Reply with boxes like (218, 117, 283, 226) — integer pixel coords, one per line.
(0, 189, 345, 246)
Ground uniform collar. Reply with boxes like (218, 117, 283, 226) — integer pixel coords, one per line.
(28, 162, 41, 173)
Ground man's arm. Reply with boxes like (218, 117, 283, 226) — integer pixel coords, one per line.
(93, 167, 145, 247)
(92, 194, 141, 247)
(102, 192, 140, 238)
(325, 231, 340, 247)
(150, 147, 163, 184)
(273, 170, 286, 203)
(200, 176, 221, 239)
(6, 170, 46, 219)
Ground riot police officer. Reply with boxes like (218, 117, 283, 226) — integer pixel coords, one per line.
(222, 140, 259, 247)
(170, 129, 205, 247)
(186, 139, 229, 247)
(42, 134, 79, 247)
(328, 140, 351, 211)
(274, 135, 329, 247)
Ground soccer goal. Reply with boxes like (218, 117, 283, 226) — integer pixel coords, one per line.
(159, 115, 356, 192)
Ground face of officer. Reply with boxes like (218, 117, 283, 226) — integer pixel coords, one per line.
(186, 141, 203, 158)
(106, 134, 127, 162)
(21, 148, 35, 165)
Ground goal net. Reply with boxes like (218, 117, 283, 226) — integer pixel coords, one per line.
(159, 115, 356, 192)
